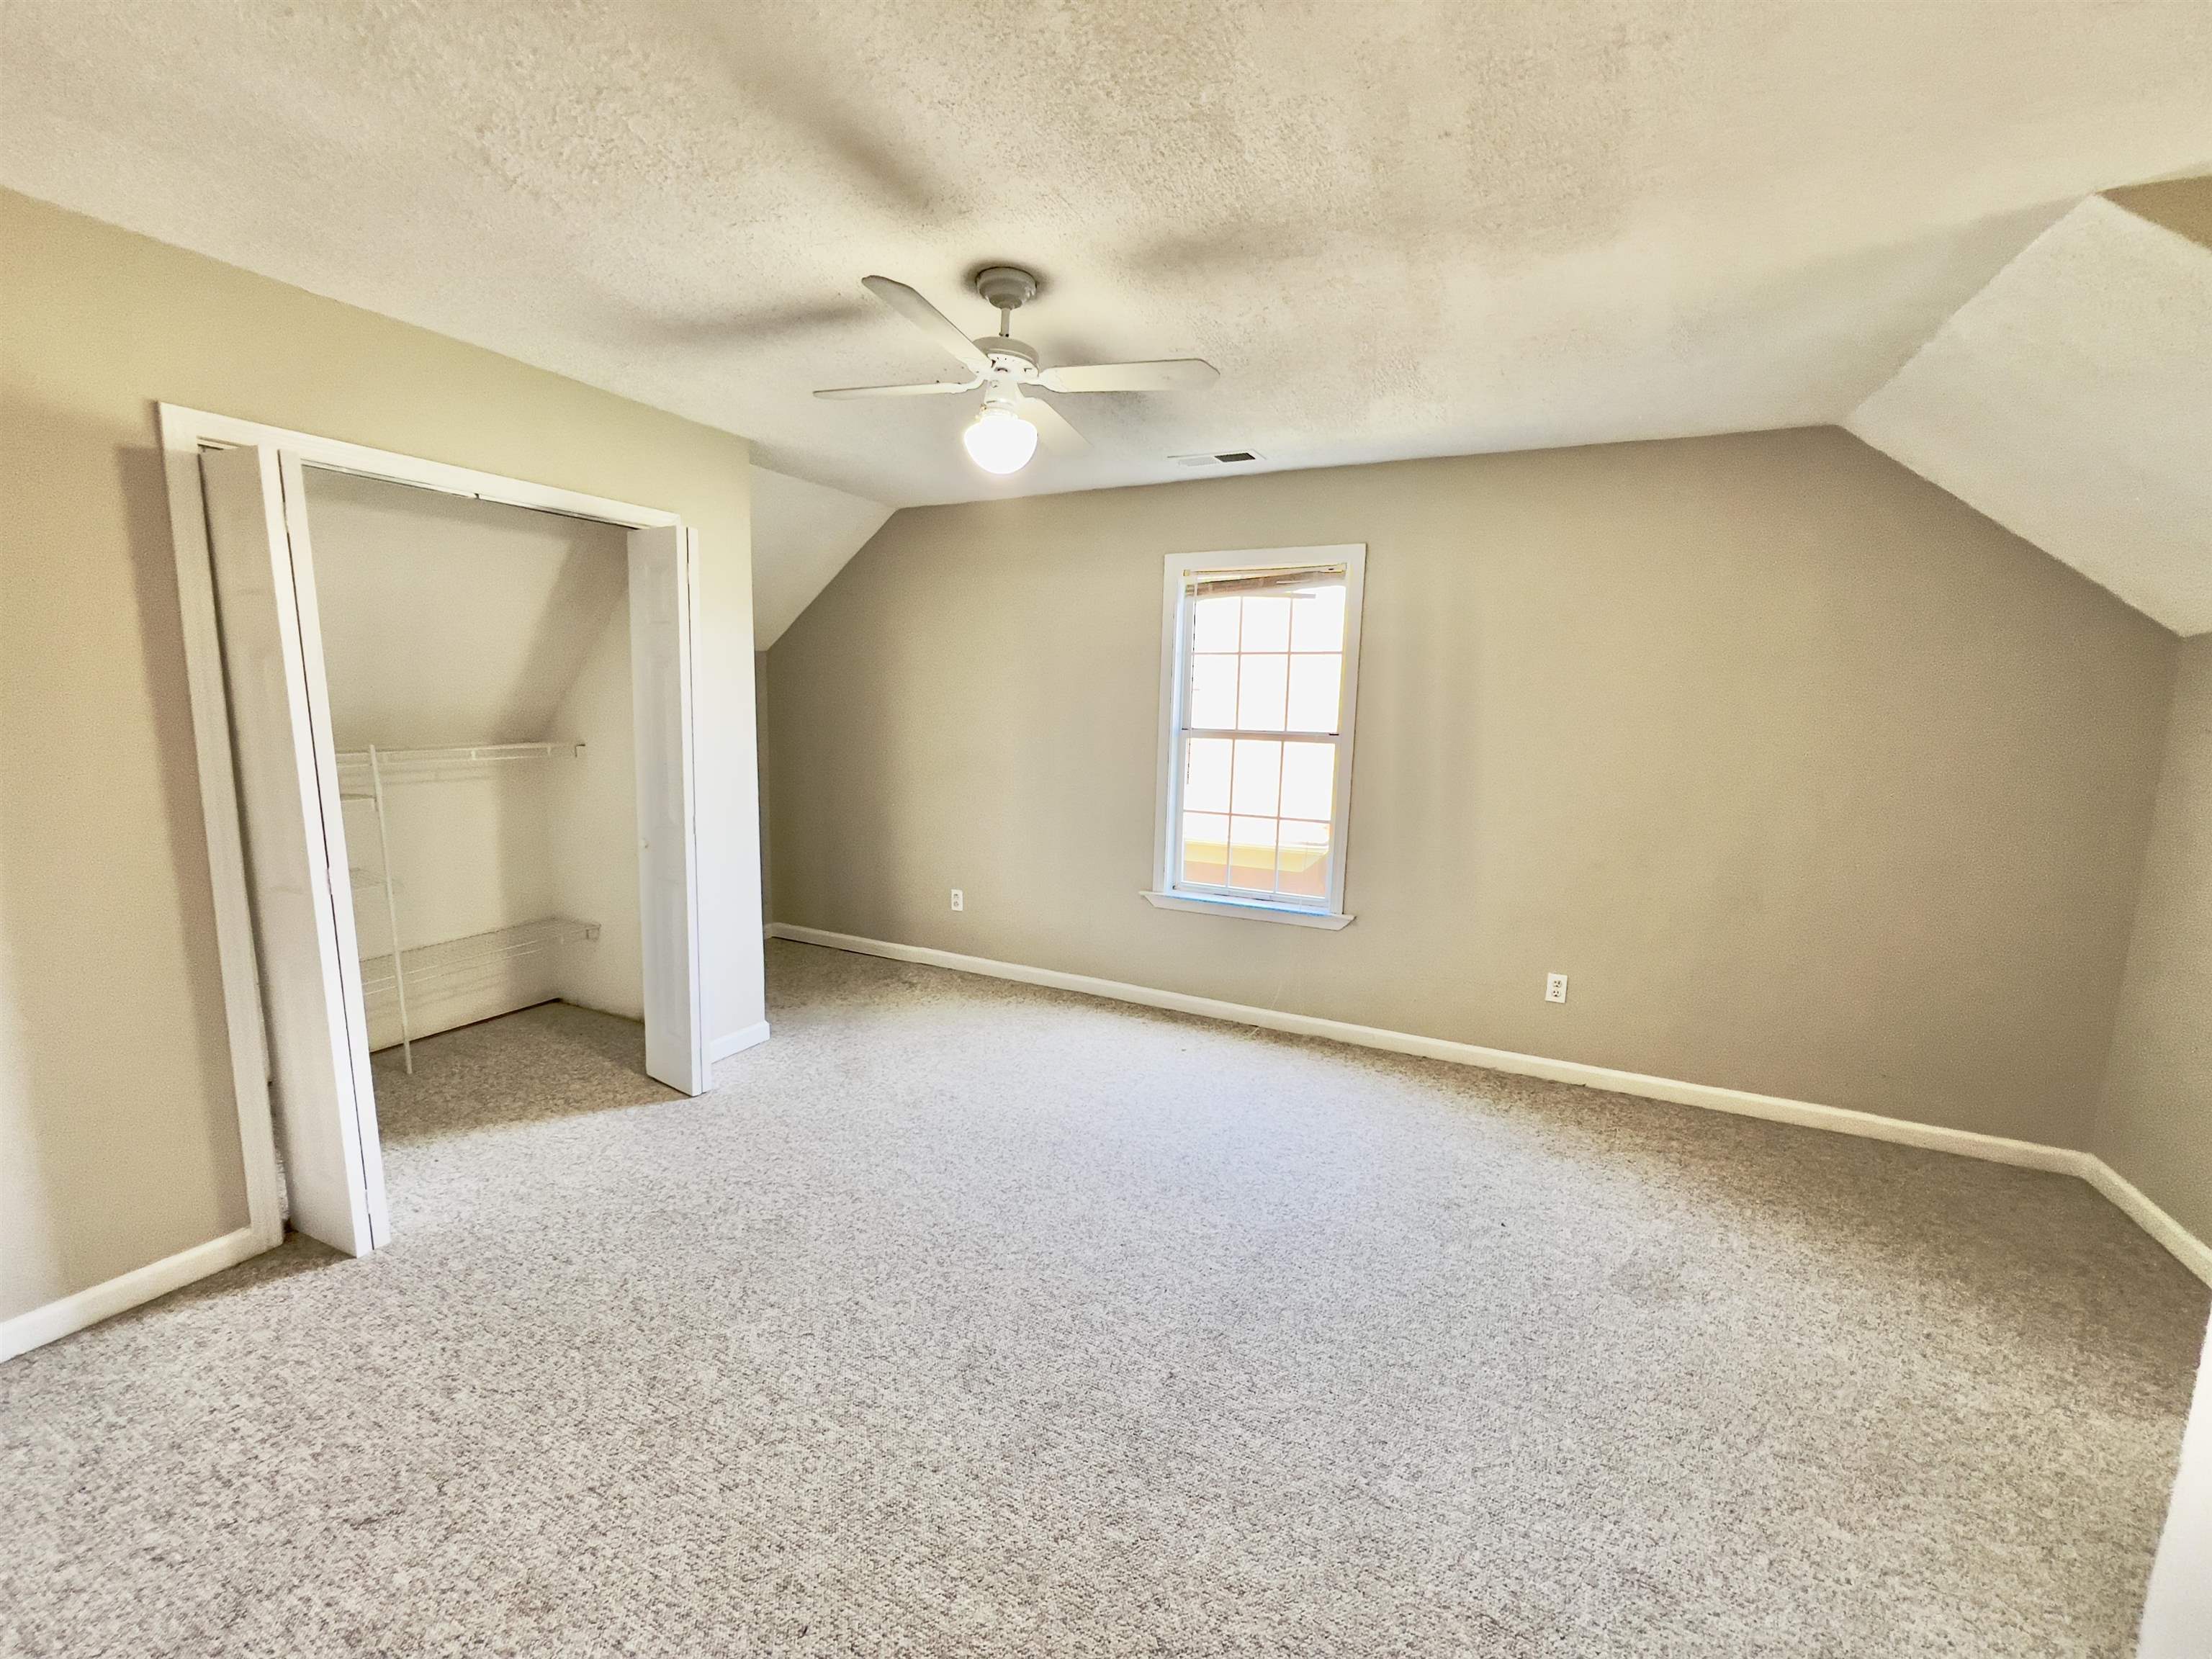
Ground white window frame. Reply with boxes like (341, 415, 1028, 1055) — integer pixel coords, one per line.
(1144, 544, 1367, 929)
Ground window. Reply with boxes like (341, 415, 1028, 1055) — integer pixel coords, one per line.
(1147, 545, 1365, 927)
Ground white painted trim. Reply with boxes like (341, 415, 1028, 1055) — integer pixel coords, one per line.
(158, 404, 679, 529)
(1141, 890, 1355, 929)
(2083, 1159, 2212, 1285)
(627, 524, 711, 1096)
(764, 923, 2212, 1286)
(710, 1021, 772, 1063)
(1, 1227, 265, 1362)
(1151, 544, 1367, 920)
(157, 408, 287, 1255)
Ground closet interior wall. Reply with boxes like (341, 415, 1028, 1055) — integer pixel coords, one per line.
(302, 468, 643, 1056)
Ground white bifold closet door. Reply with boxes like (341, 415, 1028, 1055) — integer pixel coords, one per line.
(201, 444, 389, 1256)
(627, 524, 709, 1097)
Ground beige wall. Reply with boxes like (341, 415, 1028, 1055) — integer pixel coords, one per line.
(756, 650, 773, 913)
(768, 430, 2175, 1145)
(0, 189, 762, 1322)
(2095, 635, 2212, 1241)
(550, 601, 646, 1023)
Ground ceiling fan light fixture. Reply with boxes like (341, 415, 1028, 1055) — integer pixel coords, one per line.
(962, 404, 1038, 475)
(818, 271, 1217, 473)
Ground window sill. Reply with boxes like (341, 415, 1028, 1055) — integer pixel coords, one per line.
(1141, 890, 1354, 930)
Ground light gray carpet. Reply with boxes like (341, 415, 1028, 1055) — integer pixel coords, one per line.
(4, 940, 2205, 1658)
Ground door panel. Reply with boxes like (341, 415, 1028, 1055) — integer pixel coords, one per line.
(629, 524, 709, 1094)
(201, 444, 387, 1254)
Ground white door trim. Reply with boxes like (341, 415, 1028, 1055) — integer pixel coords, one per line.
(150, 402, 704, 1292)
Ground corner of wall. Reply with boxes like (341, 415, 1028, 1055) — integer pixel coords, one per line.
(755, 648, 771, 927)
(2089, 634, 2212, 1241)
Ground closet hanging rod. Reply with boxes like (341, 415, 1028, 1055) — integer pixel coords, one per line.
(332, 741, 586, 770)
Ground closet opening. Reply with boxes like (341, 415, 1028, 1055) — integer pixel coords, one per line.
(161, 405, 709, 1267)
(309, 469, 639, 1087)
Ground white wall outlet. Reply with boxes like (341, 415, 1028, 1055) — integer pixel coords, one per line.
(950, 888, 964, 912)
(1545, 972, 1568, 1004)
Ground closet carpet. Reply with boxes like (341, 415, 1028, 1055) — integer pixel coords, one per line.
(5, 940, 2205, 1658)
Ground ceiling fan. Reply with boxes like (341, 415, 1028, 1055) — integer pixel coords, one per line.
(814, 266, 1218, 475)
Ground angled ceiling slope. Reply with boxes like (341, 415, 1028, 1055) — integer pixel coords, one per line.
(751, 467, 892, 649)
(1848, 189, 2212, 637)
(304, 469, 629, 746)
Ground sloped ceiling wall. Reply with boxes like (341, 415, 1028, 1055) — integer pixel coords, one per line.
(5, 2, 2208, 507)
(1849, 187, 2212, 638)
(306, 468, 629, 747)
(764, 179, 2212, 649)
(751, 467, 891, 649)
(2109, 174, 2212, 254)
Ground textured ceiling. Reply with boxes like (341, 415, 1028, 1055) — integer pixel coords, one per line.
(1850, 196, 2212, 638)
(3, 1, 2208, 511)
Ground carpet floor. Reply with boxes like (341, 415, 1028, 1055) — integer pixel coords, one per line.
(4, 940, 2205, 1657)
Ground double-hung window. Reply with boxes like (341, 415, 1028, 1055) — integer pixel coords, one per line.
(1147, 545, 1366, 927)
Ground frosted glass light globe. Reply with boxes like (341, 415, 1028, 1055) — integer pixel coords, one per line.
(962, 405, 1038, 475)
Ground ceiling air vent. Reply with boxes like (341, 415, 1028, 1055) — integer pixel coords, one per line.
(1172, 451, 1264, 467)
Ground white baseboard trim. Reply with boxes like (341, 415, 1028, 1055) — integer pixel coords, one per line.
(17, 938, 2201, 1366)
(710, 1020, 772, 1064)
(1, 1225, 267, 1362)
(767, 923, 2212, 1286)
(2082, 1158, 2212, 1286)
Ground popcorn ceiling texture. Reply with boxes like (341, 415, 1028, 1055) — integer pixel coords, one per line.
(1, 0, 2207, 511)
(3, 944, 2205, 1657)
(1850, 197, 2212, 638)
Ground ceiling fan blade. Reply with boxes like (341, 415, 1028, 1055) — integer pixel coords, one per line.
(862, 275, 991, 374)
(1040, 358, 1218, 394)
(814, 378, 979, 398)
(1017, 396, 1089, 454)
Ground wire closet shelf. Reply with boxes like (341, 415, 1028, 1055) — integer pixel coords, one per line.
(336, 739, 595, 1074)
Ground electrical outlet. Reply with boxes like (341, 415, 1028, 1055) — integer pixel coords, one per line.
(950, 888, 965, 912)
(1545, 972, 1568, 1004)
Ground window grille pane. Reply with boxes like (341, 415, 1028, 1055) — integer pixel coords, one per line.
(1189, 654, 1237, 729)
(1181, 812, 1229, 887)
(1227, 816, 1278, 891)
(1279, 741, 1335, 822)
(1192, 595, 1241, 652)
(1277, 821, 1331, 898)
(1236, 654, 1289, 731)
(1183, 736, 1232, 814)
(1166, 554, 1357, 913)
(1289, 585, 1346, 652)
(1230, 739, 1282, 817)
(1240, 595, 1292, 653)
(1285, 653, 1342, 733)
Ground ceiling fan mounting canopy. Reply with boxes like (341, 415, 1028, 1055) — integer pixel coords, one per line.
(813, 266, 1220, 472)
(972, 264, 1039, 315)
